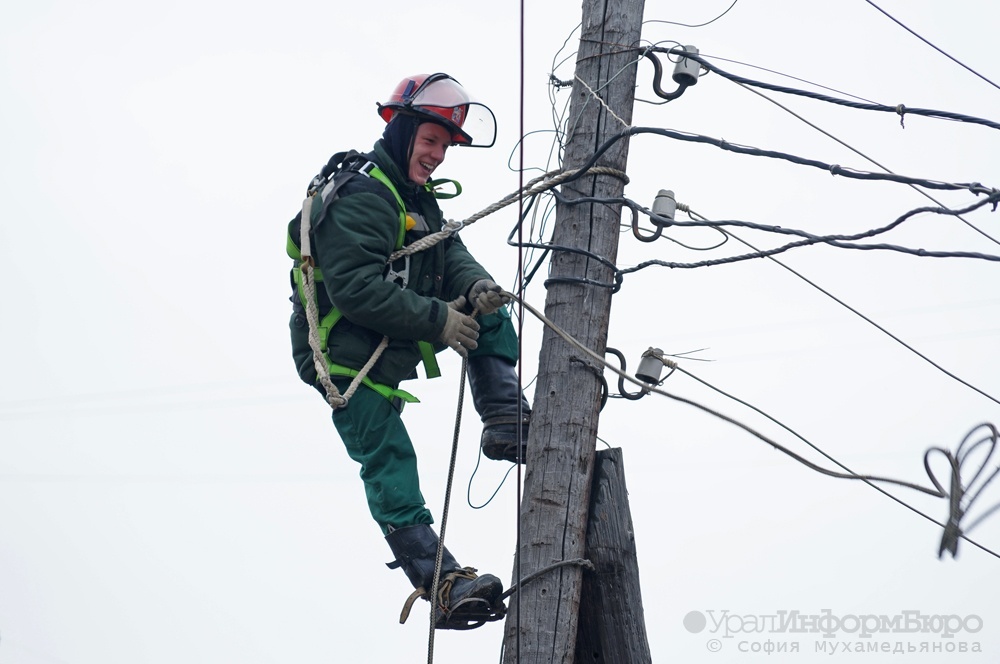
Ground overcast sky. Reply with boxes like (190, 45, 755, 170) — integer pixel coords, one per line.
(2, 0, 999, 662)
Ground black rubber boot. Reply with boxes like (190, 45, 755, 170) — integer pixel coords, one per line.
(385, 524, 505, 630)
(467, 355, 531, 463)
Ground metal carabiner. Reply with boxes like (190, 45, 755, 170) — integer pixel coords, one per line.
(384, 254, 411, 289)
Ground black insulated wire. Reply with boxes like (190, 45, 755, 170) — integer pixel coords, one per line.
(641, 48, 693, 101)
(647, 46, 1000, 132)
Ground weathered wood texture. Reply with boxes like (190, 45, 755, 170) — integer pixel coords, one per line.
(502, 0, 645, 661)
(576, 448, 652, 664)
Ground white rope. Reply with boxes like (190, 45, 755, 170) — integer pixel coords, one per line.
(298, 165, 625, 411)
(299, 195, 345, 408)
(299, 194, 389, 410)
(343, 335, 389, 402)
(389, 165, 628, 263)
(503, 291, 675, 396)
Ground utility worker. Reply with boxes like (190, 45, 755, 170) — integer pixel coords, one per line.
(286, 73, 530, 629)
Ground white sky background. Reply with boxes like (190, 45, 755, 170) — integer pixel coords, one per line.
(1, 0, 998, 662)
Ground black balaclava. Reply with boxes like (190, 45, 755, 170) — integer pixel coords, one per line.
(381, 113, 423, 182)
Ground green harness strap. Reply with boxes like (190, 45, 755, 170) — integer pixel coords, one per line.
(367, 167, 408, 250)
(287, 163, 442, 403)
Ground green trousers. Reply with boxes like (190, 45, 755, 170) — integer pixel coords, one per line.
(329, 308, 518, 535)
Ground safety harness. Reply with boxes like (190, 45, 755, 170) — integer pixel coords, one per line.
(286, 151, 450, 405)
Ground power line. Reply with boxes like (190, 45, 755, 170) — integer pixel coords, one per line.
(509, 178, 999, 303)
(567, 125, 997, 194)
(676, 205, 1000, 410)
(648, 46, 1000, 131)
(622, 194, 1000, 266)
(520, 193, 1000, 552)
(510, 39, 1000, 563)
(509, 291, 1000, 561)
(501, 142, 999, 408)
(728, 79, 1000, 247)
(642, 0, 741, 29)
(658, 49, 881, 105)
(546, 187, 1000, 270)
(863, 0, 1000, 93)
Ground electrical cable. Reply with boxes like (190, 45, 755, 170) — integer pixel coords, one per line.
(627, 216, 730, 250)
(512, 292, 930, 494)
(547, 24, 582, 162)
(499, 29, 999, 544)
(863, 0, 1000, 93)
(619, 195, 1000, 272)
(506, 192, 626, 292)
(604, 347, 673, 401)
(563, 188, 1000, 263)
(647, 46, 1000, 131)
(728, 79, 1000, 247)
(493, 126, 1000, 418)
(679, 364, 1000, 560)
(529, 186, 999, 282)
(643, 48, 880, 105)
(506, 290, 1000, 560)
(514, 1, 527, 659)
(923, 424, 1000, 556)
(679, 205, 1000, 410)
(562, 49, 649, 144)
(642, 0, 741, 29)
(563, 125, 997, 195)
(463, 146, 1000, 556)
(507, 182, 997, 309)
(467, 449, 518, 510)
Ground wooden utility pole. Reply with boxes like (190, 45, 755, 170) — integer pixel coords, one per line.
(576, 448, 652, 663)
(502, 0, 646, 661)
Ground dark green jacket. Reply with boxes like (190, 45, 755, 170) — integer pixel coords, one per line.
(289, 141, 492, 388)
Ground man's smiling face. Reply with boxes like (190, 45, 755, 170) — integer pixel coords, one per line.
(408, 121, 451, 184)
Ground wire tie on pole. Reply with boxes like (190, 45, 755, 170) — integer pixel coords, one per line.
(498, 558, 595, 602)
(548, 73, 573, 89)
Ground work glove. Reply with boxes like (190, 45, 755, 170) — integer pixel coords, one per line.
(467, 279, 510, 316)
(439, 296, 480, 358)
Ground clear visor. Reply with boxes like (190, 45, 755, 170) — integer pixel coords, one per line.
(411, 77, 497, 148)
